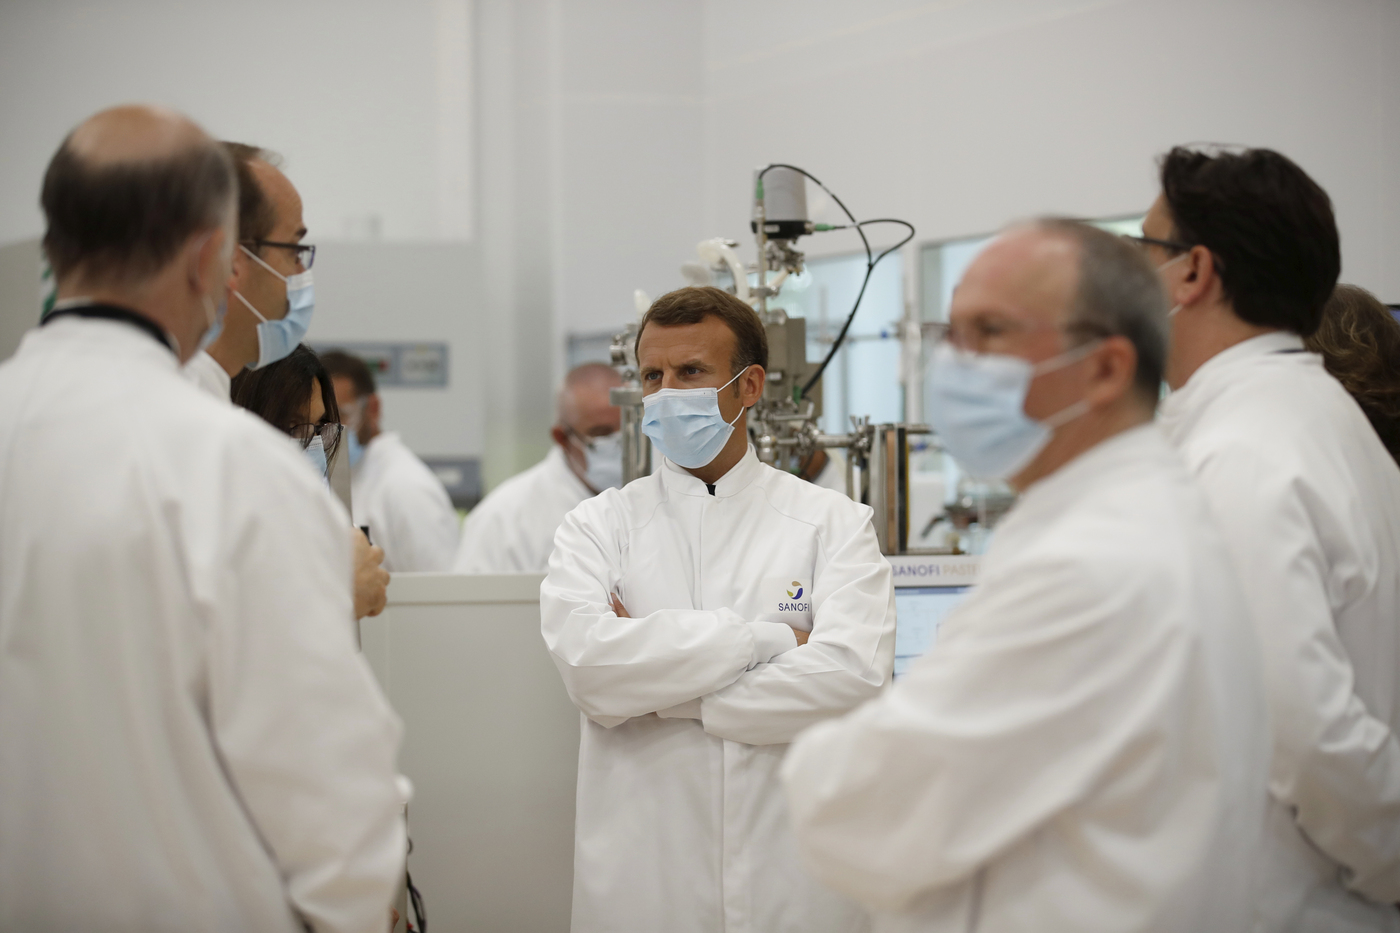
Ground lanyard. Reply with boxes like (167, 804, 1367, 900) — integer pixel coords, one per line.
(42, 302, 176, 355)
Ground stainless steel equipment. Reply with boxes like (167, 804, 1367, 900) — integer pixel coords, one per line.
(608, 321, 651, 486)
(611, 163, 959, 555)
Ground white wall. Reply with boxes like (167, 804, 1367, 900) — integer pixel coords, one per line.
(310, 243, 482, 458)
(700, 0, 1400, 300)
(0, 0, 470, 244)
(0, 0, 492, 461)
(552, 0, 708, 336)
(3, 0, 1396, 479)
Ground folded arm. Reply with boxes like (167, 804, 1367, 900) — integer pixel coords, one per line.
(698, 517, 895, 746)
(540, 507, 795, 725)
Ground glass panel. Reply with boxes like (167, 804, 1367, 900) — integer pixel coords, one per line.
(771, 251, 904, 435)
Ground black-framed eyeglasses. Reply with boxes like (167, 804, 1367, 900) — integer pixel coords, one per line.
(244, 239, 316, 270)
(289, 421, 343, 450)
(1122, 234, 1194, 255)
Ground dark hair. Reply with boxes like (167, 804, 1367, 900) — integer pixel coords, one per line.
(41, 133, 235, 283)
(320, 349, 378, 398)
(231, 344, 342, 461)
(636, 286, 768, 377)
(222, 142, 280, 244)
(1158, 146, 1340, 337)
(1303, 284, 1400, 465)
(1035, 218, 1168, 402)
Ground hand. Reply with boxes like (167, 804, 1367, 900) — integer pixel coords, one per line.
(389, 907, 399, 931)
(610, 594, 631, 618)
(351, 528, 390, 619)
(790, 626, 810, 647)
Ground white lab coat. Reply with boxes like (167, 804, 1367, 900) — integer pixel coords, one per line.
(351, 431, 459, 571)
(540, 446, 896, 933)
(0, 318, 406, 933)
(1159, 332, 1400, 932)
(183, 347, 232, 400)
(781, 425, 1270, 933)
(455, 444, 592, 574)
(812, 447, 850, 495)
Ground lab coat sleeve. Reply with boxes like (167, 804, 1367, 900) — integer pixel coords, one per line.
(540, 502, 794, 725)
(698, 513, 895, 746)
(1197, 448, 1400, 900)
(208, 458, 406, 933)
(384, 472, 459, 572)
(780, 552, 1183, 912)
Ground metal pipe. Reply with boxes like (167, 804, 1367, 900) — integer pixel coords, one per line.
(754, 174, 768, 315)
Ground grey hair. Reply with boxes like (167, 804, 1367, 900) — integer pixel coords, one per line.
(1033, 218, 1168, 403)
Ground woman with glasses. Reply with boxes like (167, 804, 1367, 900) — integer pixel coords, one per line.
(232, 344, 389, 621)
(232, 344, 343, 479)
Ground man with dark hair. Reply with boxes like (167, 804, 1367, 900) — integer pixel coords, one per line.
(322, 350, 459, 571)
(783, 221, 1268, 931)
(183, 141, 315, 398)
(0, 106, 405, 932)
(540, 285, 897, 933)
(455, 361, 623, 574)
(1147, 146, 1400, 931)
(180, 142, 386, 619)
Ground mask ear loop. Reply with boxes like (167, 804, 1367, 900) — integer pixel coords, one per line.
(721, 365, 751, 427)
(232, 290, 269, 323)
(240, 244, 289, 282)
(1157, 252, 1189, 318)
(232, 245, 277, 323)
(1031, 338, 1104, 428)
(1031, 337, 1103, 377)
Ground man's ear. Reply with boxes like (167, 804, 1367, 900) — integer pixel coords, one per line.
(1173, 245, 1217, 307)
(550, 424, 570, 448)
(1089, 336, 1138, 407)
(740, 365, 766, 407)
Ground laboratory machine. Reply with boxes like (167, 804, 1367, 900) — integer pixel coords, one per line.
(611, 164, 1005, 556)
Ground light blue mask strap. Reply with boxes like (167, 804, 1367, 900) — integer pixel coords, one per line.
(240, 244, 288, 283)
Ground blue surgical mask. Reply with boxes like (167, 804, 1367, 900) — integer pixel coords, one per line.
(197, 292, 227, 353)
(575, 431, 623, 491)
(641, 368, 748, 469)
(926, 340, 1099, 480)
(234, 245, 315, 369)
(342, 399, 368, 468)
(303, 434, 329, 477)
(345, 428, 366, 468)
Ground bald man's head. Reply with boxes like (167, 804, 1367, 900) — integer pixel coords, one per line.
(557, 363, 623, 429)
(42, 105, 235, 286)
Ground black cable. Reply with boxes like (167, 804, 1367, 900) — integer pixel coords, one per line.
(757, 164, 871, 265)
(756, 165, 915, 398)
(755, 165, 915, 399)
(798, 219, 914, 399)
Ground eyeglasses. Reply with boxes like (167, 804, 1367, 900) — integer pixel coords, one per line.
(244, 239, 316, 270)
(567, 428, 617, 452)
(933, 318, 1112, 356)
(289, 421, 343, 451)
(1122, 234, 1194, 255)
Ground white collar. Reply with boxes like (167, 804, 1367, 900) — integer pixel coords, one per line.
(660, 444, 765, 498)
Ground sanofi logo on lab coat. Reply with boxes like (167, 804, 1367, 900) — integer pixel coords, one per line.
(781, 581, 810, 612)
